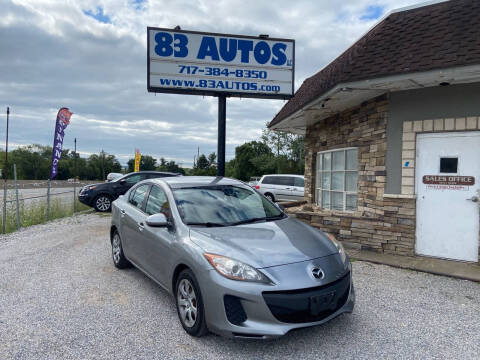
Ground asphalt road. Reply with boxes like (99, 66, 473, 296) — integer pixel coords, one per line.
(0, 187, 80, 211)
(0, 214, 479, 359)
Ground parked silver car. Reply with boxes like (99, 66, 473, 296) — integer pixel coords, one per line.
(255, 174, 304, 202)
(110, 176, 354, 338)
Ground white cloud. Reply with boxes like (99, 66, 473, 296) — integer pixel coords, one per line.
(1, 0, 425, 166)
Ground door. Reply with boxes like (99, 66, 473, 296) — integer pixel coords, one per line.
(271, 176, 295, 201)
(291, 177, 305, 201)
(113, 173, 148, 197)
(140, 185, 175, 287)
(416, 132, 480, 262)
(121, 184, 150, 264)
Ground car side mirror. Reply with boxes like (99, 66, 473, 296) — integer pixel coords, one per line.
(146, 213, 168, 227)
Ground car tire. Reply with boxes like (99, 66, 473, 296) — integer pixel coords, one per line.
(175, 269, 208, 337)
(265, 193, 275, 202)
(94, 194, 112, 212)
(111, 230, 131, 269)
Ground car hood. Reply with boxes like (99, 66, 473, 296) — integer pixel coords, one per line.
(188, 217, 338, 269)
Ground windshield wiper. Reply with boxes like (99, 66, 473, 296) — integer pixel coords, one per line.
(185, 222, 227, 227)
(229, 214, 285, 226)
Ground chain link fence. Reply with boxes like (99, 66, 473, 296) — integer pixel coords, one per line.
(0, 164, 93, 234)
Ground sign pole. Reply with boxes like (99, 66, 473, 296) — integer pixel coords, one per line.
(217, 95, 226, 177)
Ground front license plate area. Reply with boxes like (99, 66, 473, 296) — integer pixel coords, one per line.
(310, 291, 336, 315)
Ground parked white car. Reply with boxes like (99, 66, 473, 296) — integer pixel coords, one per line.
(255, 174, 304, 202)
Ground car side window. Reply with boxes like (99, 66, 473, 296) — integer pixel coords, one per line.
(128, 184, 149, 210)
(124, 173, 147, 185)
(262, 176, 276, 185)
(294, 177, 305, 187)
(145, 185, 171, 220)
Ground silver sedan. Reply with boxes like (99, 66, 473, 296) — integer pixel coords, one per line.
(110, 176, 355, 338)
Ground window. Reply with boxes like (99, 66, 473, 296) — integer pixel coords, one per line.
(173, 185, 282, 226)
(316, 148, 358, 211)
(128, 184, 149, 210)
(294, 177, 305, 188)
(124, 174, 142, 184)
(145, 185, 171, 220)
(440, 157, 458, 173)
(262, 176, 294, 186)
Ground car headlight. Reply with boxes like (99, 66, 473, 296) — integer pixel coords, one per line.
(204, 253, 271, 283)
(327, 233, 347, 264)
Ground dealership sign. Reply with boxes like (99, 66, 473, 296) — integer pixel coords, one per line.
(147, 27, 294, 99)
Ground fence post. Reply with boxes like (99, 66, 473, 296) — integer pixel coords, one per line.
(46, 179, 51, 221)
(74, 137, 77, 214)
(14, 164, 20, 230)
(2, 180, 6, 234)
(73, 181, 76, 214)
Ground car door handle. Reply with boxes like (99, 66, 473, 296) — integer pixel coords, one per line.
(285, 187, 291, 190)
(138, 222, 145, 231)
(466, 196, 479, 203)
(120, 209, 126, 217)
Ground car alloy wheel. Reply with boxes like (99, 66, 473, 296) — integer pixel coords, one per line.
(177, 279, 198, 328)
(95, 196, 111, 212)
(265, 193, 275, 202)
(112, 233, 121, 264)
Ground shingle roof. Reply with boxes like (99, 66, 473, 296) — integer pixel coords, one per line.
(269, 0, 480, 127)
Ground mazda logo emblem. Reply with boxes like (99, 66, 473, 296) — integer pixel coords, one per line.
(311, 267, 325, 279)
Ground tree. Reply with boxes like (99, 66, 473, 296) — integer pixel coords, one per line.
(233, 141, 274, 181)
(127, 154, 157, 172)
(157, 157, 185, 175)
(191, 153, 217, 176)
(261, 124, 305, 174)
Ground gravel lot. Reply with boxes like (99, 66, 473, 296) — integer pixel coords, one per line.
(0, 214, 479, 359)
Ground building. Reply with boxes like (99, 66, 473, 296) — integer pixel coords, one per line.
(269, 0, 480, 264)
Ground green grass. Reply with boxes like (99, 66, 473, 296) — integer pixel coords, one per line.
(0, 197, 91, 234)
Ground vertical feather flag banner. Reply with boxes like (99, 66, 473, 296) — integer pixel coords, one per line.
(50, 107, 73, 179)
(134, 149, 141, 172)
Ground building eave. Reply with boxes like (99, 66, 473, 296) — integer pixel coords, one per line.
(269, 64, 480, 134)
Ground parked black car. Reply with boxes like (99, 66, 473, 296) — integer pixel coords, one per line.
(79, 171, 181, 212)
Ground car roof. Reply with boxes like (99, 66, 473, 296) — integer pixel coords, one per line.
(261, 174, 304, 178)
(124, 171, 180, 176)
(151, 176, 245, 189)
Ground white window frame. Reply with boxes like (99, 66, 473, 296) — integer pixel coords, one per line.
(315, 147, 358, 211)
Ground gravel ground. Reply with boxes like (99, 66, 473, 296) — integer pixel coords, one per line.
(0, 214, 479, 359)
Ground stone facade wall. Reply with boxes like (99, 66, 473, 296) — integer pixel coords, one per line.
(298, 94, 416, 256)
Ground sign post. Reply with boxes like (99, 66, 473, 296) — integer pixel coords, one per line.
(147, 27, 295, 176)
(217, 95, 226, 176)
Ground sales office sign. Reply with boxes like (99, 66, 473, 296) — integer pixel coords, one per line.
(147, 27, 294, 99)
(423, 175, 475, 191)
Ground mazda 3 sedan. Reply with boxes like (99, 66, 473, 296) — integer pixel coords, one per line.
(110, 176, 354, 338)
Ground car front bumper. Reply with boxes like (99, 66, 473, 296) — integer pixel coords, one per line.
(78, 192, 94, 207)
(198, 255, 355, 339)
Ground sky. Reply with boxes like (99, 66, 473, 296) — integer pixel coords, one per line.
(0, 0, 430, 167)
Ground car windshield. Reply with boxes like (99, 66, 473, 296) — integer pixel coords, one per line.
(172, 185, 284, 226)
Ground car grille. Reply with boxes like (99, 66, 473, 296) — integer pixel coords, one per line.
(262, 271, 351, 324)
(224, 295, 247, 325)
